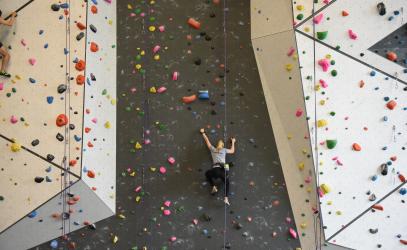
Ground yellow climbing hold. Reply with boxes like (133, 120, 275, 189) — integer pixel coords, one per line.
(287, 134, 292, 139)
(150, 167, 156, 172)
(135, 142, 142, 149)
(104, 121, 111, 129)
(314, 84, 321, 91)
(154, 54, 160, 60)
(317, 119, 327, 128)
(148, 26, 156, 32)
(300, 223, 307, 229)
(140, 50, 145, 56)
(304, 27, 310, 32)
(129, 171, 136, 177)
(111, 99, 117, 105)
(149, 87, 157, 93)
(15, 75, 21, 80)
(11, 142, 21, 152)
(296, 5, 304, 11)
(336, 211, 342, 215)
(135, 64, 142, 70)
(320, 183, 330, 194)
(118, 214, 126, 219)
(327, 201, 332, 205)
(113, 235, 118, 244)
(285, 64, 293, 72)
(320, 100, 326, 105)
(127, 4, 132, 9)
(136, 196, 141, 202)
(325, 54, 332, 59)
(298, 162, 305, 170)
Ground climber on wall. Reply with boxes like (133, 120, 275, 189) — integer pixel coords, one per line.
(0, 10, 17, 77)
(200, 128, 236, 206)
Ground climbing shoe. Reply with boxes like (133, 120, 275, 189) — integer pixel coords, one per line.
(377, 2, 386, 16)
(0, 71, 11, 78)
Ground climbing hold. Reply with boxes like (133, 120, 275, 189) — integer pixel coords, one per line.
(342, 10, 349, 16)
(153, 45, 160, 54)
(348, 29, 357, 40)
(326, 139, 337, 149)
(289, 228, 297, 239)
(11, 142, 21, 152)
(75, 60, 86, 71)
(87, 170, 95, 178)
(198, 90, 209, 100)
(320, 184, 330, 194)
(372, 204, 383, 211)
(316, 31, 328, 40)
(352, 143, 361, 151)
(386, 100, 397, 110)
(318, 59, 330, 72)
(56, 114, 68, 127)
(164, 200, 171, 207)
(76, 75, 85, 85)
(157, 86, 167, 93)
(369, 228, 378, 234)
(399, 174, 406, 183)
(187, 18, 201, 29)
(285, 64, 293, 72)
(172, 71, 179, 81)
(10, 115, 18, 124)
(313, 13, 324, 24)
(331, 70, 338, 76)
(295, 108, 303, 117)
(168, 157, 175, 165)
(399, 188, 406, 195)
(170, 236, 176, 242)
(163, 209, 171, 216)
(90, 42, 99, 52)
(34, 177, 44, 183)
(317, 119, 327, 128)
(57, 84, 67, 94)
(377, 2, 386, 16)
(182, 94, 197, 104)
(28, 211, 37, 218)
(386, 51, 397, 61)
(77, 22, 86, 30)
(150, 87, 157, 93)
(135, 142, 142, 149)
(159, 166, 166, 174)
(50, 240, 58, 249)
(28, 58, 36, 66)
(380, 163, 388, 175)
(112, 235, 118, 244)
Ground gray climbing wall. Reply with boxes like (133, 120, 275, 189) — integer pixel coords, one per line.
(32, 0, 300, 249)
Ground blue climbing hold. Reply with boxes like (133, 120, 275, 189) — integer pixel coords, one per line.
(60, 3, 69, 9)
(370, 71, 376, 76)
(45, 166, 52, 172)
(400, 188, 406, 195)
(383, 116, 388, 121)
(198, 90, 209, 100)
(44, 43, 49, 49)
(50, 240, 58, 249)
(74, 135, 82, 142)
(371, 175, 378, 181)
(46, 176, 52, 182)
(47, 96, 54, 104)
(28, 211, 37, 218)
(29, 78, 36, 84)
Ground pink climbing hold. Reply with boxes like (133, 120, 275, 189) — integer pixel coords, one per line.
(163, 209, 171, 216)
(323, 0, 331, 4)
(287, 47, 295, 57)
(168, 157, 175, 165)
(305, 176, 312, 183)
(157, 86, 167, 93)
(289, 228, 298, 239)
(21, 39, 26, 46)
(313, 13, 324, 24)
(170, 236, 176, 242)
(153, 45, 160, 54)
(144, 139, 151, 145)
(192, 219, 198, 225)
(348, 29, 358, 40)
(135, 186, 142, 192)
(318, 59, 330, 72)
(319, 79, 328, 88)
(0, 83, 3, 91)
(10, 115, 18, 124)
(295, 108, 303, 117)
(29, 58, 36, 66)
(158, 25, 165, 32)
(164, 200, 171, 207)
(172, 71, 179, 81)
(159, 166, 167, 174)
(91, 117, 97, 124)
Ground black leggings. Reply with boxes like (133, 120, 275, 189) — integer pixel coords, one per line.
(205, 167, 230, 196)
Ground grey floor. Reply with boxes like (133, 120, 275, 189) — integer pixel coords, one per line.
(33, 0, 300, 249)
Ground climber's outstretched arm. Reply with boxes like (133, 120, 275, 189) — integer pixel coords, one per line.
(200, 128, 213, 150)
(0, 12, 16, 27)
(226, 137, 236, 154)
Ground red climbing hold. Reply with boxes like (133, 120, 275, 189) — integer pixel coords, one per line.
(69, 160, 77, 167)
(386, 51, 397, 61)
(56, 114, 68, 127)
(341, 10, 349, 16)
(87, 170, 95, 178)
(187, 18, 201, 29)
(91, 5, 98, 14)
(399, 174, 406, 183)
(76, 75, 85, 85)
(90, 42, 99, 52)
(75, 60, 86, 71)
(372, 204, 383, 211)
(77, 22, 86, 30)
(386, 100, 397, 110)
(400, 240, 407, 245)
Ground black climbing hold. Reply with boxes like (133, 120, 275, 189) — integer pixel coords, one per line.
(76, 32, 85, 41)
(234, 223, 243, 230)
(56, 133, 64, 141)
(369, 193, 377, 201)
(69, 124, 75, 130)
(90, 24, 97, 33)
(88, 224, 96, 230)
(57, 84, 67, 94)
(51, 4, 60, 11)
(380, 163, 388, 176)
(0, 196, 4, 201)
(47, 154, 55, 161)
(194, 58, 202, 65)
(224, 242, 231, 249)
(369, 228, 378, 234)
(209, 13, 216, 18)
(205, 35, 212, 41)
(377, 2, 386, 16)
(200, 32, 206, 36)
(34, 177, 44, 183)
(31, 139, 40, 146)
(62, 212, 70, 220)
(211, 110, 217, 115)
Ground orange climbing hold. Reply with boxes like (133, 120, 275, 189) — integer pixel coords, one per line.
(386, 100, 397, 110)
(56, 114, 68, 127)
(76, 75, 85, 85)
(77, 22, 86, 30)
(69, 160, 77, 167)
(352, 143, 361, 151)
(182, 94, 197, 104)
(187, 18, 201, 29)
(90, 42, 99, 52)
(399, 174, 406, 183)
(341, 10, 349, 16)
(91, 5, 98, 14)
(386, 51, 397, 61)
(75, 60, 86, 71)
(87, 170, 96, 178)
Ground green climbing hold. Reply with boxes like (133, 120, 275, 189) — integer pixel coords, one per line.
(331, 70, 338, 76)
(296, 14, 304, 20)
(329, 111, 336, 116)
(330, 60, 335, 65)
(326, 139, 338, 149)
(316, 31, 328, 40)
(149, 16, 156, 22)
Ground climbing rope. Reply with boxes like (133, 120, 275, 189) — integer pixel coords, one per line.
(222, 0, 228, 248)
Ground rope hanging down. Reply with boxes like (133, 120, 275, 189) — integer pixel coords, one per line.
(222, 0, 228, 249)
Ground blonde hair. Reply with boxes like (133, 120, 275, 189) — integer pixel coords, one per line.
(216, 140, 224, 152)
